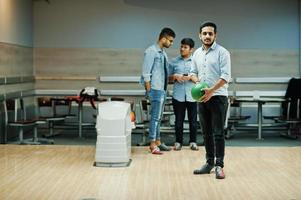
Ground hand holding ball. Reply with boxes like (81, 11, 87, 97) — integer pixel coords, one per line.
(191, 82, 209, 101)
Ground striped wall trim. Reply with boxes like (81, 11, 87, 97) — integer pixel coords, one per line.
(0, 76, 35, 85)
(0, 90, 35, 100)
(99, 76, 141, 83)
(34, 89, 80, 96)
(5, 77, 21, 84)
(0, 77, 5, 84)
(21, 90, 35, 97)
(100, 89, 145, 96)
(0, 89, 286, 101)
(21, 76, 35, 83)
(236, 90, 286, 97)
(34, 89, 146, 96)
(235, 77, 295, 83)
(34, 89, 232, 97)
(35, 76, 96, 80)
(5, 91, 22, 99)
(98, 76, 232, 83)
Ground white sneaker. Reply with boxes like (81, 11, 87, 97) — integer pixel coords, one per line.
(190, 142, 199, 151)
(174, 142, 182, 151)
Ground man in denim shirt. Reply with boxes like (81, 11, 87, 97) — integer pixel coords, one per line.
(169, 38, 199, 151)
(141, 27, 176, 155)
(190, 22, 231, 179)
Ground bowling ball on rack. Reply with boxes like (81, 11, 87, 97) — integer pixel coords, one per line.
(191, 82, 209, 101)
(130, 111, 135, 122)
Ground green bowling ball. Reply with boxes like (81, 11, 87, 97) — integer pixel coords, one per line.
(191, 82, 209, 101)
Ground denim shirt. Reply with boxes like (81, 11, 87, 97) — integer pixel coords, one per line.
(141, 44, 169, 91)
(169, 56, 195, 102)
(190, 42, 231, 97)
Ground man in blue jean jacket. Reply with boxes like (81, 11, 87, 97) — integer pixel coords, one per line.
(141, 27, 176, 155)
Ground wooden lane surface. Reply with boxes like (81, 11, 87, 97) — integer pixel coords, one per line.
(0, 145, 301, 200)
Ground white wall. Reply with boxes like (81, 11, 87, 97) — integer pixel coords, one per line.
(33, 0, 299, 50)
(0, 0, 33, 46)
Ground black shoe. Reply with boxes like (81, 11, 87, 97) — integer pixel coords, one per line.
(215, 166, 225, 179)
(158, 143, 171, 151)
(193, 163, 214, 175)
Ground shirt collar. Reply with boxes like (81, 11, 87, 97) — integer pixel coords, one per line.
(155, 43, 163, 53)
(202, 41, 217, 51)
(179, 55, 192, 61)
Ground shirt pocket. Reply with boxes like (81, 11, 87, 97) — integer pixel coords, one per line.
(174, 65, 182, 74)
(154, 56, 162, 66)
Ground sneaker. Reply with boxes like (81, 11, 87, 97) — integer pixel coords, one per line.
(158, 143, 171, 151)
(215, 166, 225, 179)
(190, 142, 199, 151)
(174, 142, 182, 151)
(193, 163, 214, 175)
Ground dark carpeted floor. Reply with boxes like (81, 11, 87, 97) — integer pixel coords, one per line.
(12, 127, 300, 147)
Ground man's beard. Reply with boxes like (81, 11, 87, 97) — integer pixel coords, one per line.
(203, 39, 214, 46)
(163, 43, 170, 48)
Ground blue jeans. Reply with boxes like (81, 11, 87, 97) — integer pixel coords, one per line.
(148, 89, 166, 141)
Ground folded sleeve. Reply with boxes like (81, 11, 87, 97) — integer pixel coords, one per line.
(219, 50, 231, 83)
(142, 49, 155, 82)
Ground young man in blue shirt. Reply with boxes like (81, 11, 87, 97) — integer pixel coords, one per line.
(141, 27, 176, 155)
(191, 22, 231, 179)
(169, 38, 199, 151)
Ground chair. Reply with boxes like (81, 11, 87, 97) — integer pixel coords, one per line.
(132, 98, 150, 146)
(162, 96, 174, 127)
(4, 98, 53, 144)
(225, 96, 251, 139)
(64, 95, 107, 138)
(274, 78, 301, 138)
(37, 97, 68, 137)
(134, 96, 175, 146)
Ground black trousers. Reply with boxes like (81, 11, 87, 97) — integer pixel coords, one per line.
(198, 96, 228, 167)
(172, 98, 198, 144)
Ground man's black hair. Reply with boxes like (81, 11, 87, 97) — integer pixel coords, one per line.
(181, 38, 195, 48)
(159, 27, 176, 39)
(200, 21, 217, 33)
